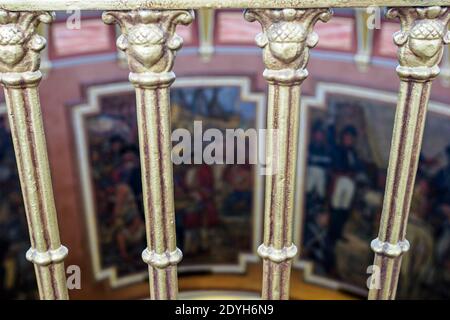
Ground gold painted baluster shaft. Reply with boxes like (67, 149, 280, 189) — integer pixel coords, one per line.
(245, 8, 332, 300)
(103, 9, 194, 300)
(369, 6, 450, 300)
(0, 10, 68, 300)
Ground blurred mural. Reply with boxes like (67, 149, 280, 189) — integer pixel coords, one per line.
(85, 86, 256, 277)
(302, 96, 450, 299)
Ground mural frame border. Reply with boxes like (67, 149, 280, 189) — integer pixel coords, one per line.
(71, 76, 266, 288)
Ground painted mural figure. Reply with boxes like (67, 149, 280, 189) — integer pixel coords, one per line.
(303, 99, 450, 299)
(1, 88, 449, 298)
(222, 163, 253, 218)
(329, 125, 365, 248)
(182, 163, 219, 256)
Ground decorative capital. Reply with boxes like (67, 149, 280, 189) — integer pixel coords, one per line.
(0, 10, 54, 74)
(244, 8, 332, 84)
(387, 6, 450, 81)
(103, 10, 194, 75)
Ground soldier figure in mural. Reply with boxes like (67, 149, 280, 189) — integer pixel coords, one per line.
(304, 120, 367, 273)
(329, 125, 364, 246)
(113, 145, 145, 271)
(303, 201, 330, 271)
(304, 103, 385, 280)
(306, 121, 332, 200)
(321, 124, 366, 275)
(304, 121, 332, 272)
(182, 163, 220, 257)
(302, 101, 450, 298)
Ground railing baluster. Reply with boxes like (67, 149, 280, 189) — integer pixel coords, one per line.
(244, 8, 332, 300)
(369, 6, 450, 300)
(0, 10, 68, 300)
(103, 9, 194, 300)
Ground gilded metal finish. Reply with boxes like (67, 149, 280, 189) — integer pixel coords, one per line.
(1, 0, 450, 11)
(369, 6, 450, 300)
(245, 8, 332, 300)
(103, 9, 194, 300)
(0, 10, 69, 300)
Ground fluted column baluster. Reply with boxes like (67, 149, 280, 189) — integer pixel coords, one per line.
(369, 6, 450, 300)
(244, 8, 332, 300)
(0, 10, 68, 300)
(103, 9, 194, 300)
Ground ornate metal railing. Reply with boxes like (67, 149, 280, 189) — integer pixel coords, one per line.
(0, 0, 449, 300)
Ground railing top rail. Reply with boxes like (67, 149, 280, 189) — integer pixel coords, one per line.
(0, 0, 449, 11)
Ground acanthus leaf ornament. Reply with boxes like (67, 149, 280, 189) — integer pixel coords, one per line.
(0, 10, 54, 74)
(244, 8, 332, 84)
(387, 6, 450, 80)
(102, 10, 194, 75)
